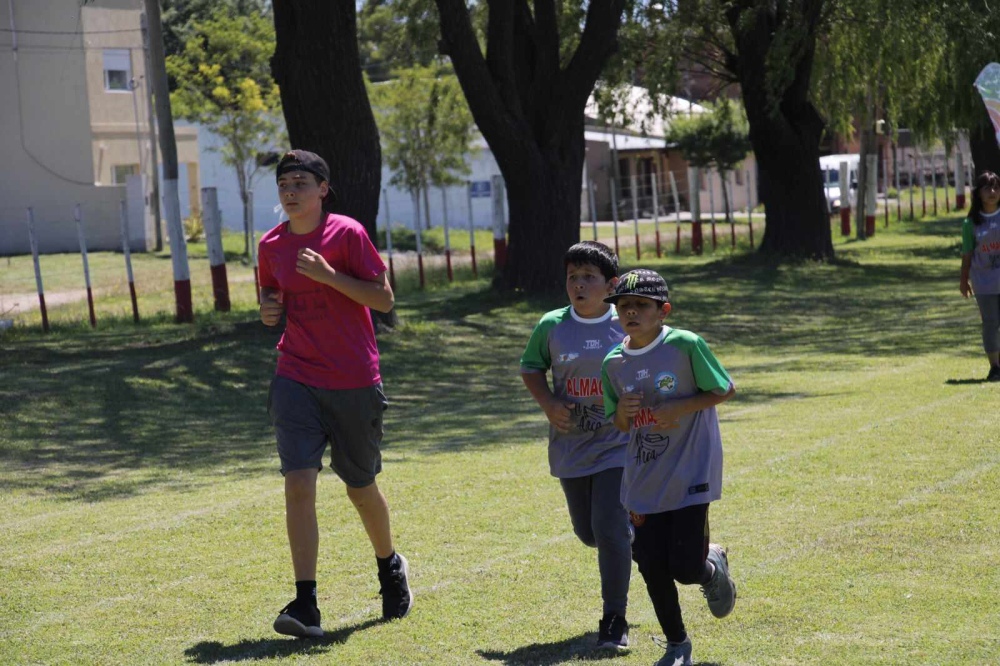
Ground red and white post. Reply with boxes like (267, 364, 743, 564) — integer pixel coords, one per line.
(630, 173, 641, 260)
(919, 153, 927, 217)
(728, 171, 736, 248)
(883, 155, 890, 227)
(441, 187, 453, 282)
(465, 182, 477, 278)
(651, 171, 661, 257)
(411, 189, 425, 288)
(689, 167, 703, 255)
(201, 187, 230, 312)
(839, 161, 851, 236)
(118, 200, 139, 322)
(26, 207, 49, 333)
(609, 177, 621, 258)
(668, 171, 681, 254)
(74, 204, 97, 328)
(248, 189, 260, 304)
(490, 175, 507, 271)
(588, 179, 599, 242)
(865, 155, 877, 237)
(909, 154, 916, 220)
(956, 151, 966, 209)
(163, 180, 193, 323)
(930, 153, 939, 216)
(944, 152, 951, 213)
(707, 169, 717, 251)
(382, 188, 396, 289)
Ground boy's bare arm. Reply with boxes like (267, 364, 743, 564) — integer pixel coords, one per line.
(260, 287, 283, 326)
(521, 371, 573, 433)
(652, 386, 736, 430)
(295, 248, 395, 312)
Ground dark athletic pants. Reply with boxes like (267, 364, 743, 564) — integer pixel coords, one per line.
(631, 503, 711, 643)
(560, 467, 632, 617)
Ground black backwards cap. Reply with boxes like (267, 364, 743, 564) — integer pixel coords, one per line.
(276, 150, 330, 185)
(604, 268, 669, 304)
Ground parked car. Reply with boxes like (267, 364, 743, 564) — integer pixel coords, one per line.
(819, 154, 859, 212)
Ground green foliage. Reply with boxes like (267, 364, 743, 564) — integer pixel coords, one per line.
(368, 65, 475, 198)
(373, 225, 444, 253)
(358, 0, 441, 82)
(166, 8, 283, 249)
(666, 98, 751, 172)
(812, 0, 953, 144)
(161, 0, 269, 64)
(183, 211, 204, 242)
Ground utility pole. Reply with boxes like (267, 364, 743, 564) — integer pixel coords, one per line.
(143, 0, 192, 322)
(139, 12, 162, 251)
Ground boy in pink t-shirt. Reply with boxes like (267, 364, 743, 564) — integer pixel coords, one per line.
(259, 150, 412, 638)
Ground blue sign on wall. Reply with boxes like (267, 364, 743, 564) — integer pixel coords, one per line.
(469, 180, 492, 198)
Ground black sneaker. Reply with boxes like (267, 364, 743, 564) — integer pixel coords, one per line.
(273, 597, 323, 638)
(597, 613, 629, 649)
(378, 553, 413, 620)
(988, 365, 1000, 382)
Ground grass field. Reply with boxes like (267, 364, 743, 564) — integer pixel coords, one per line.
(2, 214, 999, 665)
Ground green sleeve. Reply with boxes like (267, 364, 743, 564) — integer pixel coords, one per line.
(962, 218, 976, 255)
(519, 309, 563, 372)
(690, 336, 733, 394)
(601, 346, 623, 417)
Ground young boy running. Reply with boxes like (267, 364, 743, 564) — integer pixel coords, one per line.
(259, 150, 412, 638)
(520, 241, 633, 649)
(600, 269, 737, 666)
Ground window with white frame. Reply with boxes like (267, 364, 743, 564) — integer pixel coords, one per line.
(103, 49, 131, 92)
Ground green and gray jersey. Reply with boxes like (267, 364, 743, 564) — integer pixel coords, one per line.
(962, 210, 1000, 295)
(520, 306, 629, 478)
(601, 326, 733, 515)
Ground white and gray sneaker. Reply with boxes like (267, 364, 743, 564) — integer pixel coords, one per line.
(654, 636, 692, 666)
(701, 543, 737, 618)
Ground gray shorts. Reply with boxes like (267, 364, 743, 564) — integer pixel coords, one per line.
(267, 375, 388, 486)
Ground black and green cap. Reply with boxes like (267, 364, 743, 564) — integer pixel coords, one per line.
(604, 268, 669, 304)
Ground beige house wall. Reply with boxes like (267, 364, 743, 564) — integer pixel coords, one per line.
(0, 0, 200, 255)
(82, 3, 199, 200)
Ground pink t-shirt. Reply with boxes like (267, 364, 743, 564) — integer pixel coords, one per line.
(258, 213, 387, 390)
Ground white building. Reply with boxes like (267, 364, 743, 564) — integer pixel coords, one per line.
(197, 85, 759, 237)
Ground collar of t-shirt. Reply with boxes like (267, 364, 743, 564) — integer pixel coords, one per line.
(981, 208, 1000, 222)
(623, 326, 669, 356)
(570, 305, 616, 324)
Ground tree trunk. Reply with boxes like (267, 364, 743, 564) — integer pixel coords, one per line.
(271, 0, 396, 329)
(969, 105, 1000, 177)
(435, 0, 626, 292)
(502, 140, 586, 291)
(727, 0, 834, 260)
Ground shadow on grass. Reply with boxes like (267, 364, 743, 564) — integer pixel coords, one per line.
(945, 378, 992, 385)
(1, 227, 983, 502)
(476, 632, 620, 665)
(183, 617, 382, 663)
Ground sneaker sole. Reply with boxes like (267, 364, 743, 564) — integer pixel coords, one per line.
(384, 554, 414, 621)
(596, 639, 630, 651)
(273, 614, 324, 638)
(708, 544, 737, 619)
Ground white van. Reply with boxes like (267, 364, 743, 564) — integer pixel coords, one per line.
(819, 153, 860, 212)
